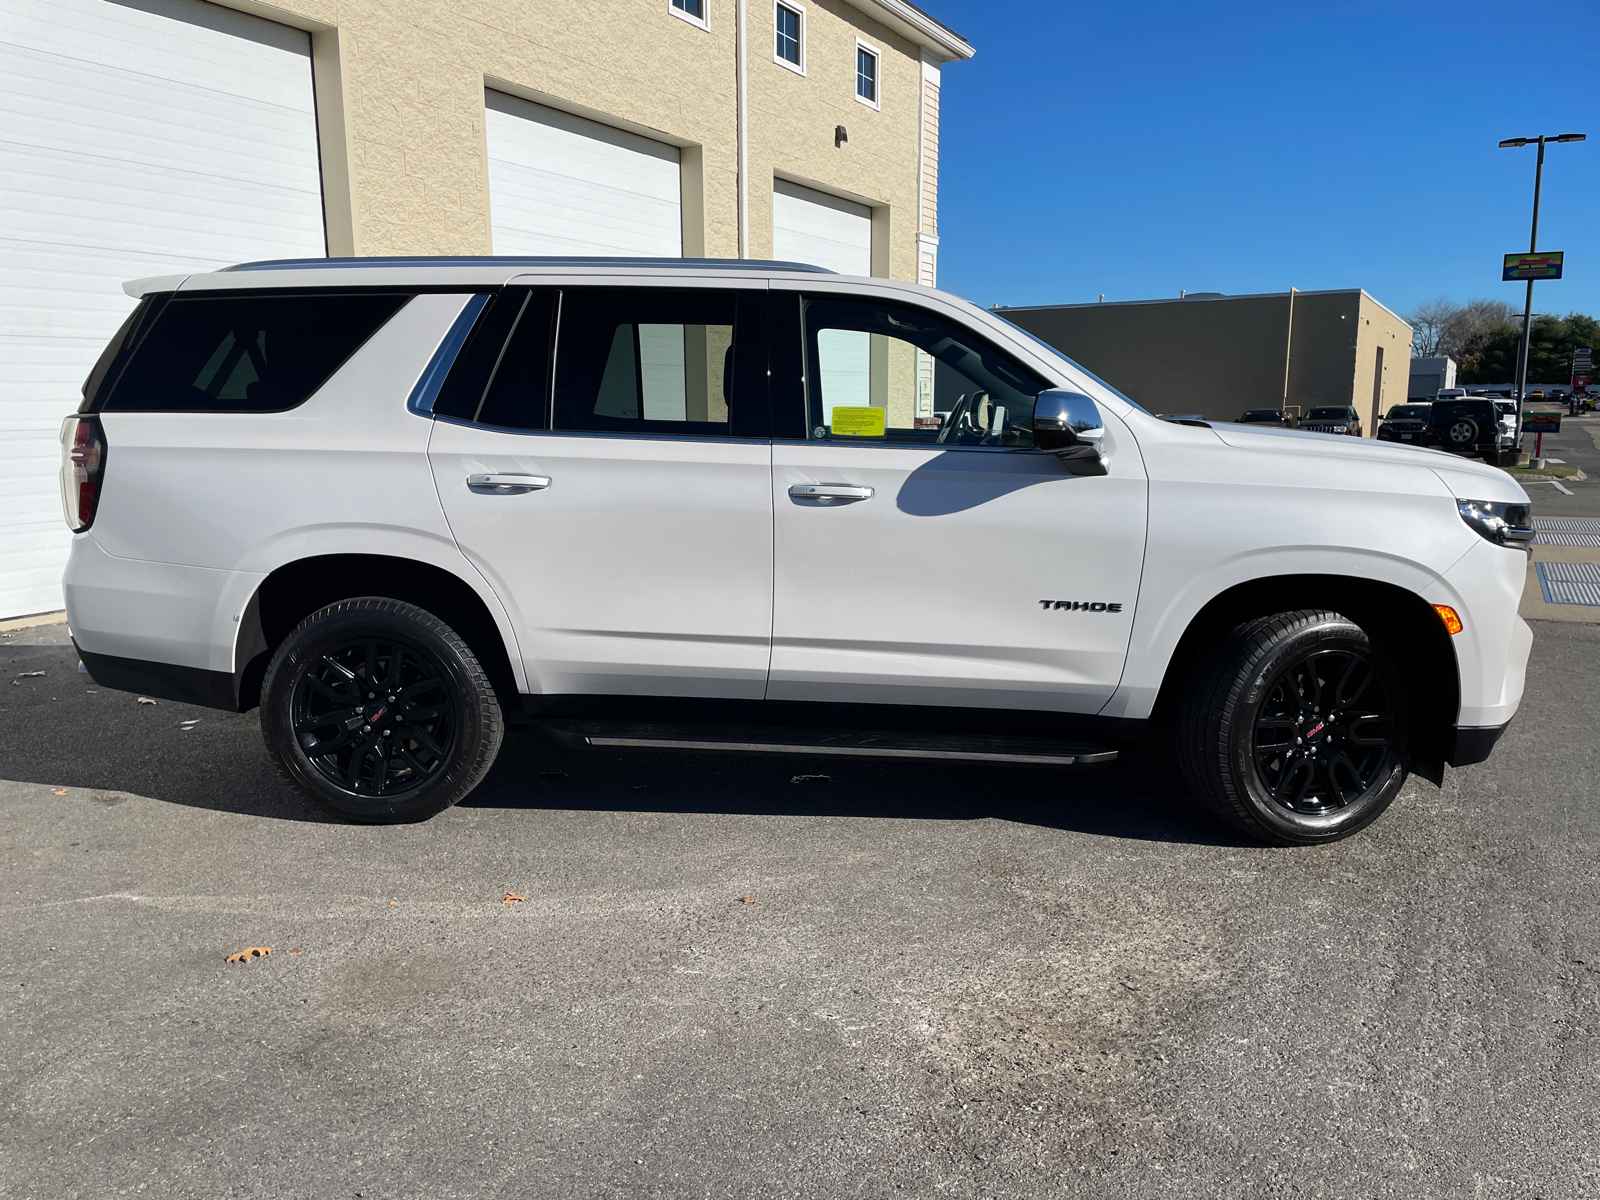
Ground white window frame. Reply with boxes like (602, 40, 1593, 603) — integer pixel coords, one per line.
(773, 0, 805, 76)
(669, 0, 710, 32)
(853, 38, 881, 110)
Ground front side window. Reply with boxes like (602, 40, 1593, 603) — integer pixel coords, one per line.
(855, 44, 879, 105)
(775, 2, 802, 68)
(554, 289, 742, 437)
(100, 293, 409, 413)
(800, 296, 1048, 448)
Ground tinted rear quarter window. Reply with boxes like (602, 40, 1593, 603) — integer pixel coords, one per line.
(99, 292, 409, 412)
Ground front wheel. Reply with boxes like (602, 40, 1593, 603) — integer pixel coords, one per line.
(1177, 610, 1409, 845)
(260, 598, 504, 823)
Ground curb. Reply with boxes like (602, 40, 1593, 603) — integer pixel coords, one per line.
(0, 611, 67, 634)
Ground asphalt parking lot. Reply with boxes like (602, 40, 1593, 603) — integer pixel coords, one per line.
(3, 611, 1598, 1200)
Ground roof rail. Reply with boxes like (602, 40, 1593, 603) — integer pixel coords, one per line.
(219, 255, 835, 274)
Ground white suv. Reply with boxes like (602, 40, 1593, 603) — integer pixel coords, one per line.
(60, 258, 1535, 844)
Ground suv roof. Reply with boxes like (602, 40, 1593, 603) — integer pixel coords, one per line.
(124, 255, 842, 298)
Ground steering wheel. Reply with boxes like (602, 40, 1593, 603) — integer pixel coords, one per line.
(936, 391, 992, 445)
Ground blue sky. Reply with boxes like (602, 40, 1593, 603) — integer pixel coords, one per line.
(922, 0, 1600, 322)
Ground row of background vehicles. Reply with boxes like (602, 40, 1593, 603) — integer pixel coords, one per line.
(1375, 389, 1517, 465)
(1214, 394, 1518, 465)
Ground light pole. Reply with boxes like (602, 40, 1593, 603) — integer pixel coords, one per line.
(1499, 133, 1585, 444)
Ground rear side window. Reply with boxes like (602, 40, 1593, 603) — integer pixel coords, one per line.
(99, 293, 409, 413)
(553, 289, 743, 437)
(79, 297, 162, 411)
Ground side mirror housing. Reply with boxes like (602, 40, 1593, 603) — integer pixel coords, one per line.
(1032, 390, 1107, 475)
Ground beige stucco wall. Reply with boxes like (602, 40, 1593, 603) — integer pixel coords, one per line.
(1001, 291, 1412, 432)
(214, 0, 955, 282)
(1355, 294, 1413, 432)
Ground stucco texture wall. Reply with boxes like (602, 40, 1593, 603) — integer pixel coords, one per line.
(221, 0, 935, 280)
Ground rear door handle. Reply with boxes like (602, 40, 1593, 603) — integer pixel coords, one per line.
(789, 484, 873, 504)
(467, 473, 550, 493)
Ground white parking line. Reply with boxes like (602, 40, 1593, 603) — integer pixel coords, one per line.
(1552, 480, 1575, 496)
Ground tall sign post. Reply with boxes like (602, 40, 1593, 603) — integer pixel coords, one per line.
(1498, 132, 1586, 445)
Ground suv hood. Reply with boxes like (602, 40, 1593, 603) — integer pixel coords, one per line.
(1209, 422, 1528, 503)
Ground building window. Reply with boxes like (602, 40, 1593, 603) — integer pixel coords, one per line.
(855, 41, 880, 108)
(774, 2, 804, 73)
(670, 0, 708, 30)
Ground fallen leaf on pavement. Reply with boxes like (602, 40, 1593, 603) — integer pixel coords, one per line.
(389, 900, 398, 906)
(502, 892, 526, 905)
(288, 948, 301, 954)
(791, 774, 831, 784)
(739, 897, 758, 905)
(226, 947, 272, 963)
(136, 697, 157, 705)
(52, 788, 67, 796)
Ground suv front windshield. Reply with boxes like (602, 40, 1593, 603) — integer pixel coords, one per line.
(1386, 405, 1430, 420)
(1307, 408, 1348, 421)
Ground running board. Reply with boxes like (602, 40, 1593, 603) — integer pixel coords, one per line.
(535, 720, 1118, 767)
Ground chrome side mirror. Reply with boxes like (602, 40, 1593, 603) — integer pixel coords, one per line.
(1032, 390, 1107, 476)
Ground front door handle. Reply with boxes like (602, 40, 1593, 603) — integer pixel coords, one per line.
(467, 473, 550, 493)
(789, 484, 874, 504)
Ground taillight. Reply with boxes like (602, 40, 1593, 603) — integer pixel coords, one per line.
(60, 416, 107, 532)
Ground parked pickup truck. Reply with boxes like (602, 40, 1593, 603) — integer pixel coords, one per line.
(61, 257, 1534, 845)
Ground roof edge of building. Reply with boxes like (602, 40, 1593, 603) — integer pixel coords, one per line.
(997, 287, 1409, 327)
(845, 0, 975, 61)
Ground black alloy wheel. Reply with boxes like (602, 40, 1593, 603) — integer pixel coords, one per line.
(291, 634, 459, 797)
(1250, 649, 1397, 815)
(1177, 609, 1409, 845)
(260, 598, 503, 822)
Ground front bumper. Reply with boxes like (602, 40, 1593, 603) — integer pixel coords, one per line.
(1448, 721, 1511, 767)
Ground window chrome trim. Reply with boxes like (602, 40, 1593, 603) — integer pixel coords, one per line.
(407, 293, 490, 416)
(432, 416, 767, 446)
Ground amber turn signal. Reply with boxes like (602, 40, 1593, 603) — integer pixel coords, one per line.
(1433, 604, 1463, 635)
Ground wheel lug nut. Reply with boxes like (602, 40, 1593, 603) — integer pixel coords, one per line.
(362, 725, 370, 732)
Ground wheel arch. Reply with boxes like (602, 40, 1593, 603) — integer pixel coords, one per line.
(1147, 574, 1459, 785)
(234, 554, 522, 717)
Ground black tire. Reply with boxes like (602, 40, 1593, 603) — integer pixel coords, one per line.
(1177, 610, 1409, 846)
(260, 598, 504, 823)
(1447, 419, 1478, 447)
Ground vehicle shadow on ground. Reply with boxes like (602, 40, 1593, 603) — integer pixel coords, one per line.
(2, 641, 1250, 846)
(457, 730, 1255, 848)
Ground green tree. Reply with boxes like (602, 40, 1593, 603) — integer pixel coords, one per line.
(1458, 311, 1600, 385)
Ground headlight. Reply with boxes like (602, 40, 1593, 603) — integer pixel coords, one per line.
(1457, 499, 1534, 550)
(1331, 425, 1348, 433)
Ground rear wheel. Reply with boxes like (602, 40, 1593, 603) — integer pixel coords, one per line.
(1447, 419, 1478, 448)
(1177, 610, 1408, 845)
(260, 598, 504, 823)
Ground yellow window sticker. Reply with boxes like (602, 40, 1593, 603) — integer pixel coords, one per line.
(830, 406, 886, 437)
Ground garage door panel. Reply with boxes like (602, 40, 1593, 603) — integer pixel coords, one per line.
(772, 179, 872, 276)
(0, 0, 325, 618)
(486, 90, 682, 258)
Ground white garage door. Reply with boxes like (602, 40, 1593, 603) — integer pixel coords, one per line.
(772, 179, 872, 276)
(0, 0, 326, 619)
(486, 92, 682, 258)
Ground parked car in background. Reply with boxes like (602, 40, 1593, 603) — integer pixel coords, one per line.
(1300, 406, 1363, 436)
(1236, 409, 1298, 428)
(1376, 403, 1431, 446)
(1424, 398, 1504, 463)
(1436, 388, 1468, 402)
(1156, 413, 1210, 425)
(1493, 401, 1518, 451)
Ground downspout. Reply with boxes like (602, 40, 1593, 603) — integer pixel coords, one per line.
(737, 0, 749, 258)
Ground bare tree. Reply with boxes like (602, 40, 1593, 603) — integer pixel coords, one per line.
(1407, 297, 1459, 357)
(1442, 299, 1520, 376)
